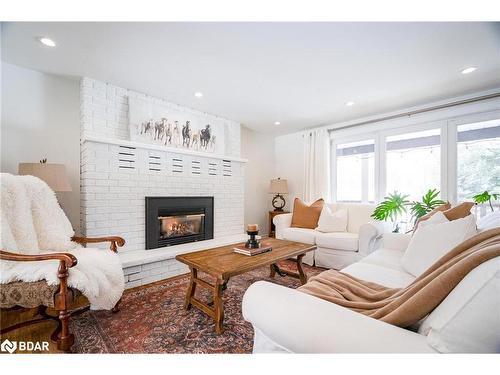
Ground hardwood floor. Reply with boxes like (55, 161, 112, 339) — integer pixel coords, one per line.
(0, 296, 88, 354)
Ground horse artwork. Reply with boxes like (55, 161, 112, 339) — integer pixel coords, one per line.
(129, 97, 224, 155)
(200, 124, 211, 150)
(154, 118, 166, 141)
(172, 121, 181, 147)
(182, 121, 192, 148)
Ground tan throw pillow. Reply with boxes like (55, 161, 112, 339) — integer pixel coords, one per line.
(414, 202, 451, 230)
(443, 202, 475, 221)
(290, 198, 324, 229)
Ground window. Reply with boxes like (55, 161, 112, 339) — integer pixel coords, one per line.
(335, 139, 375, 202)
(457, 119, 500, 214)
(385, 128, 441, 201)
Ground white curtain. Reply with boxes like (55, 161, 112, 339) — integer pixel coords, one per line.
(303, 128, 330, 202)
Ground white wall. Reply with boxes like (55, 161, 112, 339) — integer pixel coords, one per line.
(1, 63, 81, 230)
(241, 126, 276, 235)
(274, 132, 304, 210)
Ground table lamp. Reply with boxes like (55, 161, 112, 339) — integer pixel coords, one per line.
(269, 178, 288, 211)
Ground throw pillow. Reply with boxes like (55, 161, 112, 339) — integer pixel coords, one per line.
(414, 202, 451, 231)
(401, 214, 477, 277)
(290, 198, 324, 229)
(442, 202, 475, 221)
(315, 206, 348, 233)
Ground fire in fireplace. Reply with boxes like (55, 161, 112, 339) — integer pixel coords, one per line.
(145, 197, 214, 249)
(159, 213, 205, 239)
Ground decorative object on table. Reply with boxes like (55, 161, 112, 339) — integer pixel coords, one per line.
(18, 159, 72, 192)
(268, 210, 290, 238)
(472, 190, 499, 212)
(269, 177, 289, 211)
(233, 243, 272, 256)
(128, 97, 225, 154)
(290, 198, 324, 229)
(245, 224, 260, 249)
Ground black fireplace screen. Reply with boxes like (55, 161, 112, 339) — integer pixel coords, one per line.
(145, 196, 214, 249)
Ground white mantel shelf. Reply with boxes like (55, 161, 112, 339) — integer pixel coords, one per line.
(82, 135, 248, 163)
(119, 233, 248, 268)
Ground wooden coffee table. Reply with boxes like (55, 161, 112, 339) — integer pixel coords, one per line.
(175, 238, 316, 334)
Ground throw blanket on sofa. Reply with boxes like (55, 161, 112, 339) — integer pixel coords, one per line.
(298, 228, 500, 328)
(1, 173, 124, 310)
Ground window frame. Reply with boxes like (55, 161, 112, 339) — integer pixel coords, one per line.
(329, 108, 500, 205)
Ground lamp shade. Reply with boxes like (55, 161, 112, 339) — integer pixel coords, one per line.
(18, 163, 72, 192)
(269, 178, 288, 194)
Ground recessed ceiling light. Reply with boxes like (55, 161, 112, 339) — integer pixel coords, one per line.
(194, 92, 203, 98)
(38, 37, 56, 47)
(274, 121, 281, 125)
(345, 101, 355, 106)
(461, 67, 477, 74)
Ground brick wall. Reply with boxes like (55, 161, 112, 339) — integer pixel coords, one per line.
(79, 78, 245, 287)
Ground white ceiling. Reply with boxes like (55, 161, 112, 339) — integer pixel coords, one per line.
(2, 22, 500, 134)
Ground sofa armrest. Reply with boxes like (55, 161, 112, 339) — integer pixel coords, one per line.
(243, 281, 436, 353)
(358, 221, 387, 256)
(273, 213, 293, 239)
(381, 232, 412, 252)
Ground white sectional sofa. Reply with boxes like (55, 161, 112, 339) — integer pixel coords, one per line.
(242, 232, 500, 353)
(273, 203, 385, 269)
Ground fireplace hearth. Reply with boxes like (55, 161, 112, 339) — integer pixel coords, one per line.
(145, 196, 214, 249)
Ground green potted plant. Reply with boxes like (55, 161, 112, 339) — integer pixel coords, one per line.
(472, 191, 499, 212)
(371, 191, 410, 233)
(409, 188, 446, 223)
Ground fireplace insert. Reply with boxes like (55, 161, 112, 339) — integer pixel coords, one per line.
(145, 196, 214, 249)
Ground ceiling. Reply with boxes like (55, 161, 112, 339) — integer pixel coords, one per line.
(2, 22, 500, 134)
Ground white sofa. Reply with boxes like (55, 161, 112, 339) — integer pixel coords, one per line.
(274, 203, 386, 269)
(243, 232, 500, 353)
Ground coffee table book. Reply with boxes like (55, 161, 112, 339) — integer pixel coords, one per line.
(233, 243, 272, 256)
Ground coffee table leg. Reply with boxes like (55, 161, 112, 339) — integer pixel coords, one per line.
(184, 267, 197, 310)
(214, 279, 225, 334)
(269, 264, 276, 278)
(296, 254, 307, 285)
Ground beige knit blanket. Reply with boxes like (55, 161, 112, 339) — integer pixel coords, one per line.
(298, 228, 500, 328)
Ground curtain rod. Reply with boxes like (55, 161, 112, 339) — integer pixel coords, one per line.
(326, 91, 500, 133)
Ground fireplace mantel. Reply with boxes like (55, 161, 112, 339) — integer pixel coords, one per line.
(82, 135, 248, 163)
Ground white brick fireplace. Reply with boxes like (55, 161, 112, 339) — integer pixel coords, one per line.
(80, 78, 246, 288)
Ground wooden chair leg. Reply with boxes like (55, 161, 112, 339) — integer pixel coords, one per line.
(56, 308, 74, 352)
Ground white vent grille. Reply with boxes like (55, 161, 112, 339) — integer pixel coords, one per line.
(222, 160, 232, 177)
(148, 152, 162, 172)
(172, 157, 183, 174)
(191, 160, 201, 175)
(118, 146, 136, 169)
(208, 161, 218, 176)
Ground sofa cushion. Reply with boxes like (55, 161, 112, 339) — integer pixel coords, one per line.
(315, 232, 359, 252)
(401, 214, 477, 277)
(328, 203, 375, 234)
(359, 248, 405, 272)
(419, 257, 500, 353)
(316, 206, 348, 233)
(281, 227, 317, 245)
(443, 201, 475, 221)
(414, 202, 451, 231)
(290, 198, 324, 229)
(342, 262, 415, 288)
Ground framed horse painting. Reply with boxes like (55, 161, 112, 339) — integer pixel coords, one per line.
(128, 96, 225, 155)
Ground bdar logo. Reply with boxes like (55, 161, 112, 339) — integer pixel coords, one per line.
(1, 339, 17, 354)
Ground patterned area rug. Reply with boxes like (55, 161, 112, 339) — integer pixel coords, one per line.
(71, 260, 323, 353)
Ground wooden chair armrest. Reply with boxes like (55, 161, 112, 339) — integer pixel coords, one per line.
(71, 236, 125, 252)
(0, 249, 77, 268)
